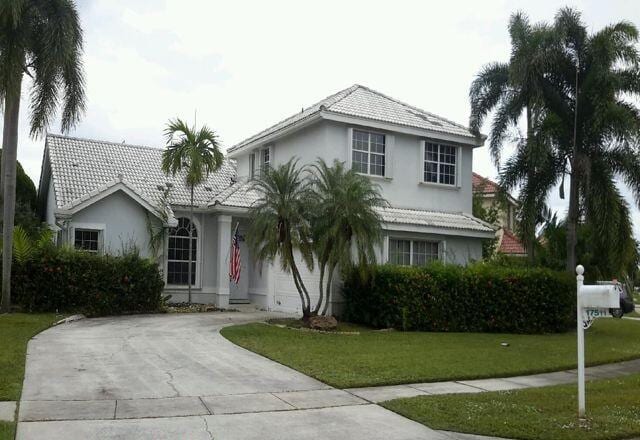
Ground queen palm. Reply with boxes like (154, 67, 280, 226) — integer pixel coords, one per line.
(162, 118, 223, 303)
(309, 159, 386, 316)
(247, 159, 314, 318)
(0, 0, 85, 313)
(469, 12, 552, 260)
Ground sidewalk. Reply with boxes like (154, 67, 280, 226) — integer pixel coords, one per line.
(344, 358, 640, 402)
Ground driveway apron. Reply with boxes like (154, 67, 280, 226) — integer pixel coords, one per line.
(16, 312, 450, 439)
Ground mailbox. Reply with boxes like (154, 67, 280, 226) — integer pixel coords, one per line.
(579, 284, 620, 309)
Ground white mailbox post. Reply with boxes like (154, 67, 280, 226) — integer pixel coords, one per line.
(575, 265, 620, 418)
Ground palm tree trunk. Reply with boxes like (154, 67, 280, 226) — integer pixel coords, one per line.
(188, 185, 194, 304)
(314, 263, 325, 315)
(287, 243, 310, 318)
(321, 262, 336, 316)
(566, 62, 580, 273)
(566, 161, 579, 272)
(525, 105, 535, 263)
(1, 78, 22, 313)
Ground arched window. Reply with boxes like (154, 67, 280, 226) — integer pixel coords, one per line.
(167, 217, 197, 285)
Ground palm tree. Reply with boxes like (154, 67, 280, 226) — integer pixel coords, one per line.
(536, 8, 640, 272)
(161, 118, 223, 303)
(469, 12, 552, 261)
(0, 0, 85, 313)
(247, 159, 314, 318)
(308, 159, 386, 315)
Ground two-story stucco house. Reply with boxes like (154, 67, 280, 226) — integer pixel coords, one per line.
(38, 84, 495, 314)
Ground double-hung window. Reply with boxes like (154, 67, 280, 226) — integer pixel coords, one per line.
(74, 229, 101, 253)
(424, 142, 457, 185)
(249, 147, 271, 179)
(352, 130, 385, 176)
(388, 238, 439, 266)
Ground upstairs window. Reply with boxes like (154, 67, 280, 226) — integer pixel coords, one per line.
(250, 147, 271, 178)
(388, 238, 439, 266)
(424, 142, 457, 185)
(74, 229, 101, 253)
(352, 130, 385, 176)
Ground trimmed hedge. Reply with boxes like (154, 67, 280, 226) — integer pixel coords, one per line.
(12, 249, 165, 317)
(342, 263, 576, 334)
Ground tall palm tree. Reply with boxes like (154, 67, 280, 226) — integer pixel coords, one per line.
(247, 159, 314, 318)
(0, 0, 85, 313)
(472, 8, 640, 273)
(161, 118, 223, 303)
(536, 8, 640, 272)
(308, 159, 386, 316)
(469, 12, 552, 261)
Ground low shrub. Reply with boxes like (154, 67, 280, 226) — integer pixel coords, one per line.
(342, 263, 575, 334)
(11, 247, 164, 316)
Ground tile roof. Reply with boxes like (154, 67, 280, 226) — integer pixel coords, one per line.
(207, 182, 493, 234)
(230, 84, 478, 152)
(46, 134, 237, 210)
(378, 206, 495, 234)
(499, 229, 527, 255)
(472, 172, 501, 195)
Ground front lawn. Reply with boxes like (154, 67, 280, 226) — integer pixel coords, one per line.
(382, 373, 640, 440)
(221, 318, 640, 388)
(0, 313, 59, 440)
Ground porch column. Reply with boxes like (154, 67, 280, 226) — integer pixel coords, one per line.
(216, 214, 232, 309)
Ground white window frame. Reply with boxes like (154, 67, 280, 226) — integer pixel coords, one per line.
(165, 216, 201, 289)
(261, 146, 270, 168)
(70, 222, 105, 254)
(249, 152, 256, 179)
(420, 140, 460, 187)
(387, 237, 441, 266)
(250, 146, 272, 178)
(351, 129, 386, 177)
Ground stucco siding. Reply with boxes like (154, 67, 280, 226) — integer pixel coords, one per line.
(45, 178, 56, 226)
(238, 119, 475, 214)
(71, 190, 153, 258)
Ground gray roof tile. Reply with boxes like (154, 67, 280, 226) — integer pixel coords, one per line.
(46, 134, 237, 209)
(230, 84, 476, 152)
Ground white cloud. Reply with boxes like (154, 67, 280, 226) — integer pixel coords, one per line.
(6, 0, 640, 236)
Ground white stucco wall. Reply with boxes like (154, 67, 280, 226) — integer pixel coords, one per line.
(236, 119, 474, 213)
(70, 191, 154, 258)
(45, 178, 56, 226)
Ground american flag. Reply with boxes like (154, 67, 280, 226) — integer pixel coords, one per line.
(229, 223, 241, 284)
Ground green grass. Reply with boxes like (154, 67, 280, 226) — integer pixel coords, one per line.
(0, 422, 15, 440)
(0, 313, 58, 440)
(0, 313, 58, 401)
(221, 318, 640, 388)
(382, 374, 640, 440)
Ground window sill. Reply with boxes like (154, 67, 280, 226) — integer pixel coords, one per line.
(418, 181, 459, 190)
(357, 173, 392, 181)
(165, 285, 202, 290)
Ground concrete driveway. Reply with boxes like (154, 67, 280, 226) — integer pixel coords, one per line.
(17, 312, 451, 439)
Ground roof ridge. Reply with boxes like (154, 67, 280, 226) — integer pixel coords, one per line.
(47, 133, 163, 152)
(229, 84, 361, 151)
(349, 85, 470, 130)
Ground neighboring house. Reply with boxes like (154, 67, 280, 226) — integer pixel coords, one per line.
(472, 172, 526, 256)
(38, 84, 495, 314)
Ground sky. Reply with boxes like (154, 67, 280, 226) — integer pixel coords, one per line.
(10, 0, 640, 236)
